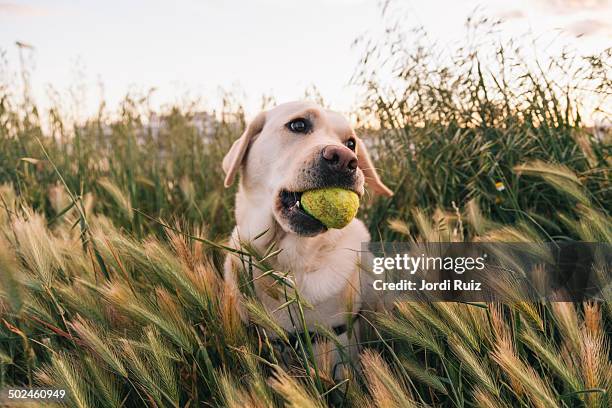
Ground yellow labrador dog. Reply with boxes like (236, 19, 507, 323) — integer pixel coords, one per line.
(223, 101, 391, 371)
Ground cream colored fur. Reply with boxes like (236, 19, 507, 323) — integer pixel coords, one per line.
(222, 102, 391, 361)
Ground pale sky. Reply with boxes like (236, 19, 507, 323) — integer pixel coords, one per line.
(1, 0, 611, 119)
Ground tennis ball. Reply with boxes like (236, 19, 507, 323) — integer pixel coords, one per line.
(301, 188, 359, 229)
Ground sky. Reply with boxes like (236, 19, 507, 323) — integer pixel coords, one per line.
(0, 0, 611, 119)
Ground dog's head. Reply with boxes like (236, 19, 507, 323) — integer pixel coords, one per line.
(223, 101, 392, 236)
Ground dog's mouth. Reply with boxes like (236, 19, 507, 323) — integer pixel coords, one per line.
(277, 189, 327, 236)
(276, 184, 362, 236)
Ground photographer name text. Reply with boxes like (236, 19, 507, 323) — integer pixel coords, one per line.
(373, 279, 482, 291)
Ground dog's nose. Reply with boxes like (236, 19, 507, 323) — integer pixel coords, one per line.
(321, 145, 358, 172)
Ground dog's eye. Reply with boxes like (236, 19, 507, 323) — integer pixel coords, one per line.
(287, 118, 311, 134)
(345, 138, 356, 151)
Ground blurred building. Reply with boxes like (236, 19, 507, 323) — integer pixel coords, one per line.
(147, 111, 217, 142)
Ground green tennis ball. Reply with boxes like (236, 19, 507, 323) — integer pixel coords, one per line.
(301, 188, 359, 229)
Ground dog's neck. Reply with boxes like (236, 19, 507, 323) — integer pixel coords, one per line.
(232, 180, 364, 307)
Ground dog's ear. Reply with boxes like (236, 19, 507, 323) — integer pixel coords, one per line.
(356, 137, 393, 197)
(222, 112, 266, 187)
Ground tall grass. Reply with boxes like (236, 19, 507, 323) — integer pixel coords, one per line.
(352, 14, 610, 240)
(0, 12, 610, 408)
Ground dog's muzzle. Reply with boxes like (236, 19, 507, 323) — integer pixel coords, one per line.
(274, 145, 364, 236)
